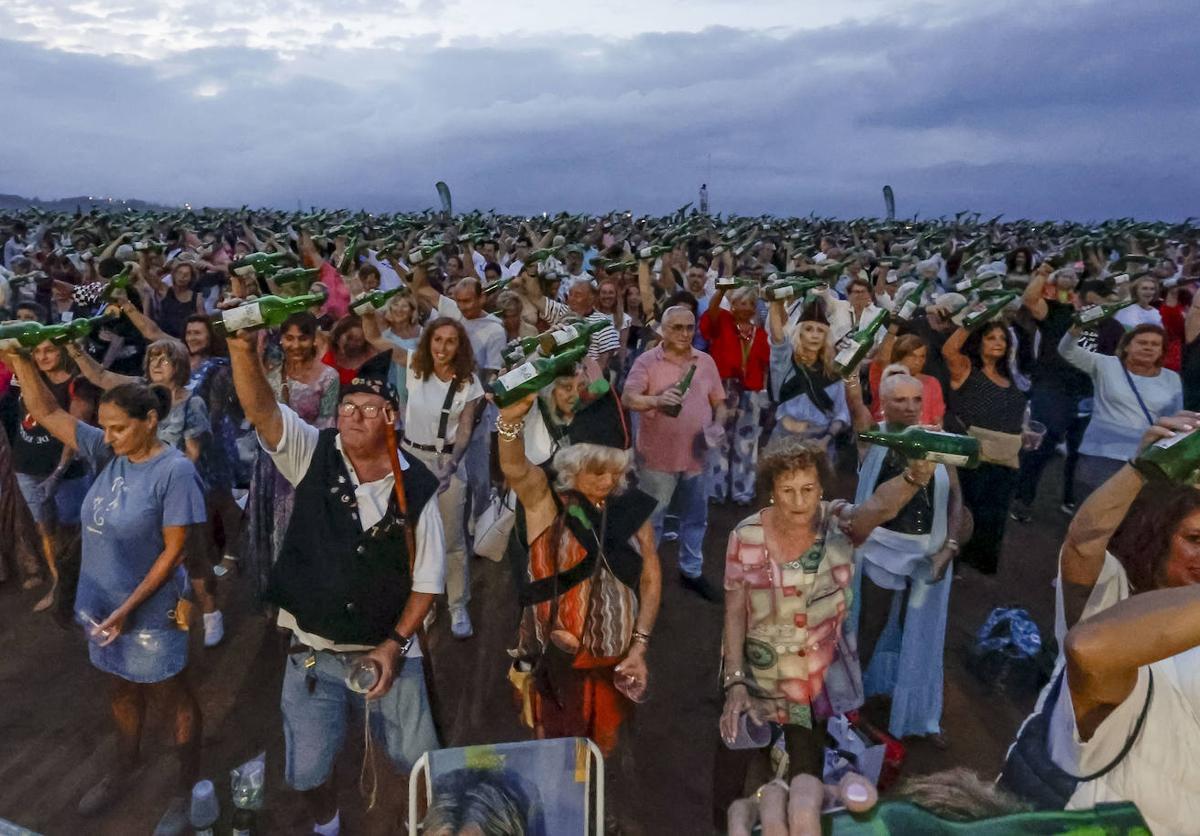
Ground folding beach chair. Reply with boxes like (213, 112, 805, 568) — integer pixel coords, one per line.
(408, 736, 604, 835)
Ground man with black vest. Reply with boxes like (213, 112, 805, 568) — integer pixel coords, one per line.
(227, 334, 444, 836)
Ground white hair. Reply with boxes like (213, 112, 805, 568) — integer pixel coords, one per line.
(879, 366, 922, 399)
(552, 443, 633, 494)
(728, 285, 759, 306)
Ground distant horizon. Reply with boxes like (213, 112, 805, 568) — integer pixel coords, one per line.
(2, 191, 1194, 226)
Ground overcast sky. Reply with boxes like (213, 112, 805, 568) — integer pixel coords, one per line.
(1, 0, 1195, 219)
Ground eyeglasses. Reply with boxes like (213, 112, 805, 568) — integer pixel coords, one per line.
(338, 402, 387, 419)
(148, 354, 173, 366)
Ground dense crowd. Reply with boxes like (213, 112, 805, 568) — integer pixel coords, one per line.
(1, 205, 1198, 834)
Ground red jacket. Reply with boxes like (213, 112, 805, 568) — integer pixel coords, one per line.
(699, 307, 770, 391)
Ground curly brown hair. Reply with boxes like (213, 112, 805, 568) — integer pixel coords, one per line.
(410, 316, 477, 390)
(757, 437, 831, 493)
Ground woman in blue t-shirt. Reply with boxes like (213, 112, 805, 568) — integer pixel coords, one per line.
(4, 350, 207, 823)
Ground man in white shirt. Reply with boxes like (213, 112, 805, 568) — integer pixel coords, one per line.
(3, 221, 28, 269)
(227, 335, 445, 836)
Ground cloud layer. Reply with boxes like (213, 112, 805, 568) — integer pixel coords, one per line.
(0, 0, 1195, 218)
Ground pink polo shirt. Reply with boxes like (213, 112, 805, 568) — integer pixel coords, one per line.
(624, 346, 723, 475)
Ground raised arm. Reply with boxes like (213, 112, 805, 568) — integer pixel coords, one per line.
(1057, 326, 1099, 377)
(1022, 262, 1052, 321)
(1066, 581, 1200, 740)
(1, 351, 81, 449)
(1186, 292, 1200, 346)
(767, 297, 788, 345)
(847, 459, 936, 545)
(65, 341, 139, 390)
(1060, 413, 1198, 628)
(117, 297, 169, 343)
(226, 328, 284, 449)
(496, 394, 556, 532)
(941, 325, 971, 388)
(360, 307, 409, 367)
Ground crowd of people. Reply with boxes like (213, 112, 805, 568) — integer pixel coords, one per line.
(1, 205, 1198, 834)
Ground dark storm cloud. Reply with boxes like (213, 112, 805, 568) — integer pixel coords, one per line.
(0, 0, 1194, 218)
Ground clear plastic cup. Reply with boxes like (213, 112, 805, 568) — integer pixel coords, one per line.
(1022, 419, 1047, 451)
(189, 779, 219, 831)
(614, 670, 648, 704)
(346, 657, 380, 694)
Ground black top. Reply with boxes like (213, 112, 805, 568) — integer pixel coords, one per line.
(877, 447, 933, 535)
(947, 368, 1026, 434)
(1029, 300, 1092, 399)
(156, 290, 198, 339)
(5, 376, 97, 479)
(509, 487, 658, 607)
(1184, 335, 1200, 412)
(267, 428, 438, 645)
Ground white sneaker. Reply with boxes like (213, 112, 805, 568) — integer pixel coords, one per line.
(203, 610, 225, 648)
(450, 607, 473, 639)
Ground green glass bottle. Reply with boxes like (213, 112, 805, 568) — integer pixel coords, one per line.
(528, 248, 559, 264)
(100, 267, 133, 302)
(212, 290, 327, 336)
(954, 272, 1002, 293)
(637, 244, 673, 261)
(1133, 427, 1200, 484)
(858, 425, 980, 468)
(892, 277, 930, 322)
(337, 235, 360, 274)
(1073, 299, 1134, 328)
(271, 267, 321, 287)
(350, 287, 402, 314)
(231, 252, 291, 278)
(491, 345, 587, 407)
(502, 335, 542, 367)
(660, 364, 697, 417)
(962, 291, 1019, 330)
(537, 319, 609, 356)
(833, 308, 890, 378)
(47, 312, 117, 345)
(603, 259, 637, 273)
(763, 278, 824, 302)
(408, 241, 445, 265)
(714, 277, 754, 292)
(482, 275, 516, 296)
(0, 321, 54, 350)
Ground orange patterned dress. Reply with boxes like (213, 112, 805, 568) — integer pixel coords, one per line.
(723, 504, 855, 728)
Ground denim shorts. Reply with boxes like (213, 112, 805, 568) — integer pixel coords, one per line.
(15, 472, 89, 526)
(280, 649, 439, 791)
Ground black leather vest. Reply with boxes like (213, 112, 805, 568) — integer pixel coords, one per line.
(267, 429, 438, 645)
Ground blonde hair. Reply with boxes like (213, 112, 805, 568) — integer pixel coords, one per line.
(552, 443, 633, 495)
(789, 322, 835, 376)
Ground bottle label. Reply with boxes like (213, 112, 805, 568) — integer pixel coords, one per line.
(232, 263, 256, 277)
(1112, 273, 1129, 284)
(639, 247, 653, 259)
(955, 278, 973, 292)
(834, 344, 859, 368)
(898, 299, 918, 320)
(497, 362, 538, 390)
(223, 302, 265, 332)
(1078, 305, 1103, 323)
(924, 450, 970, 466)
(410, 250, 426, 264)
(551, 325, 580, 346)
(1152, 428, 1195, 450)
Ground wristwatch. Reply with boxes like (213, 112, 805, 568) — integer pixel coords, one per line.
(388, 629, 415, 655)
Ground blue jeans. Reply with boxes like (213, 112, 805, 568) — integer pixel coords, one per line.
(463, 412, 492, 525)
(638, 469, 708, 578)
(280, 650, 438, 790)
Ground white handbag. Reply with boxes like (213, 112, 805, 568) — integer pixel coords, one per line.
(474, 489, 517, 562)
